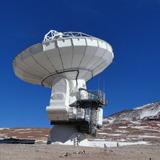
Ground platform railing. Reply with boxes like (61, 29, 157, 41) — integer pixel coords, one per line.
(79, 88, 107, 106)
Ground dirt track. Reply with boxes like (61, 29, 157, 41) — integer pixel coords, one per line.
(0, 144, 159, 160)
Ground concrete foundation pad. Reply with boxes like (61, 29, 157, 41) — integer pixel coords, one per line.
(48, 125, 90, 146)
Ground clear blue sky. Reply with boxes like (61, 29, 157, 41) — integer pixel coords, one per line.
(0, 0, 160, 128)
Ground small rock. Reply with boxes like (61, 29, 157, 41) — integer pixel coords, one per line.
(35, 149, 39, 152)
(104, 148, 107, 152)
(59, 155, 64, 158)
(78, 151, 83, 154)
(65, 152, 72, 157)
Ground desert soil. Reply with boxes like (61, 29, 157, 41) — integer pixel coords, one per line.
(0, 144, 159, 160)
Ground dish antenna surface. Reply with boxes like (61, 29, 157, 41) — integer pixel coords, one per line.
(13, 30, 114, 146)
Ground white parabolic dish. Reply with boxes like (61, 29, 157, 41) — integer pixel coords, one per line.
(13, 31, 114, 88)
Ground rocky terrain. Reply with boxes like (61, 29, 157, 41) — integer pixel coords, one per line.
(93, 101, 160, 145)
(104, 101, 160, 123)
(0, 101, 160, 146)
(0, 144, 160, 160)
(0, 101, 160, 159)
(0, 128, 50, 144)
(1, 120, 160, 146)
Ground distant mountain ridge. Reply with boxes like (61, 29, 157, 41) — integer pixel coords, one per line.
(104, 101, 160, 123)
(0, 101, 160, 145)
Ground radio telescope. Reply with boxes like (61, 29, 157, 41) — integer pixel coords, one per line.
(13, 30, 114, 146)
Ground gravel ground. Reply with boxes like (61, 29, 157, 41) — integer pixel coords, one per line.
(0, 144, 159, 160)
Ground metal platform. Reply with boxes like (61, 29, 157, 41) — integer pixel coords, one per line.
(71, 88, 107, 108)
(51, 89, 106, 136)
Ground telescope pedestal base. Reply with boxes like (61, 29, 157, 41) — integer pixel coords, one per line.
(47, 125, 90, 146)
